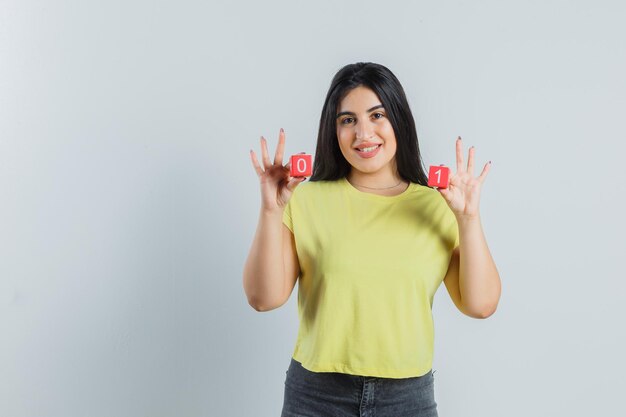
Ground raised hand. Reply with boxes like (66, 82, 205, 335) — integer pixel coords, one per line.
(250, 128, 306, 212)
(437, 136, 491, 219)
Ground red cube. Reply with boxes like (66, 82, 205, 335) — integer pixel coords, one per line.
(290, 154, 312, 177)
(428, 165, 450, 188)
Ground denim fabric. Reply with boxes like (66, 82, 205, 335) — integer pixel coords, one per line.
(281, 358, 438, 417)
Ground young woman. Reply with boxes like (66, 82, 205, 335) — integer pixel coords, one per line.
(244, 62, 501, 417)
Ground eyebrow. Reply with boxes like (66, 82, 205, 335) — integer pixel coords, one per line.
(336, 104, 384, 119)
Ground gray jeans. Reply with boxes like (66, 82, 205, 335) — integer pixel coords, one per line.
(281, 357, 438, 417)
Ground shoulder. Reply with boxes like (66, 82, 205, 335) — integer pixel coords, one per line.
(292, 179, 341, 198)
(405, 184, 457, 225)
(407, 183, 449, 207)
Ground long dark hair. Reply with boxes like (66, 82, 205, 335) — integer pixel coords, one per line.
(309, 62, 429, 186)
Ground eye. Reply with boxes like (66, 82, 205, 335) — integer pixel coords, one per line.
(341, 117, 354, 125)
(372, 112, 385, 119)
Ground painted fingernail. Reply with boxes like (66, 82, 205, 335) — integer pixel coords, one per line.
(280, 128, 284, 133)
(489, 160, 492, 164)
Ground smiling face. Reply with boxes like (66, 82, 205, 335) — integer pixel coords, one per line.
(335, 86, 399, 182)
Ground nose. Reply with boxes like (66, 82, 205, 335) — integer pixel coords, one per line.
(355, 120, 375, 140)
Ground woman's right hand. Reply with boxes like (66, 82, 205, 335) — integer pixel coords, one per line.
(250, 128, 306, 212)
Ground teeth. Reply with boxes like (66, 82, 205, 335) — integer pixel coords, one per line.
(358, 145, 379, 152)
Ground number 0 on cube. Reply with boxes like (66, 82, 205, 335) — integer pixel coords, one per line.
(290, 154, 312, 177)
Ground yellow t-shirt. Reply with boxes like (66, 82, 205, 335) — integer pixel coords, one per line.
(282, 177, 459, 379)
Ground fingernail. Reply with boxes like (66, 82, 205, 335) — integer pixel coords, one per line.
(280, 128, 284, 133)
(489, 160, 492, 164)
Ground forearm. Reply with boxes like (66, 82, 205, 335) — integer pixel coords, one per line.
(243, 208, 285, 310)
(457, 214, 501, 317)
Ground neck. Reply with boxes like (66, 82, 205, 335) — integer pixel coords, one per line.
(347, 170, 405, 189)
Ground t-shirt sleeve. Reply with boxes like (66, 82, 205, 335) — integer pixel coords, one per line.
(450, 215, 460, 249)
(282, 197, 294, 233)
(442, 203, 459, 250)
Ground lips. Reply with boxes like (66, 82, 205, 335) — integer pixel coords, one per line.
(355, 144, 381, 158)
(354, 142, 382, 150)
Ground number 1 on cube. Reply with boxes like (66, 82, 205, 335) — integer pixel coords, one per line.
(427, 165, 450, 188)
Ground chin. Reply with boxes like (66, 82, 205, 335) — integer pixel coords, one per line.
(350, 163, 386, 174)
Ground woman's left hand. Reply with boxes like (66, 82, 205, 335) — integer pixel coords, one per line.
(437, 136, 491, 220)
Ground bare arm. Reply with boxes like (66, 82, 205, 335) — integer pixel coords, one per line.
(440, 137, 501, 319)
(243, 211, 300, 311)
(443, 217, 501, 319)
(456, 215, 501, 317)
(243, 128, 304, 311)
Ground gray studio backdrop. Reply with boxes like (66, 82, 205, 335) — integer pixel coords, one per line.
(1, 0, 624, 416)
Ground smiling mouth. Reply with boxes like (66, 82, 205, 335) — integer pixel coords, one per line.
(356, 144, 381, 152)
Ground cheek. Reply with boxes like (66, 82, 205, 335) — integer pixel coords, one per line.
(381, 122, 395, 135)
(337, 130, 351, 148)
(381, 125, 397, 146)
(384, 136, 398, 156)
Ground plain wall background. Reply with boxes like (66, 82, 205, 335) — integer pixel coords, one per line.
(1, 0, 624, 416)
